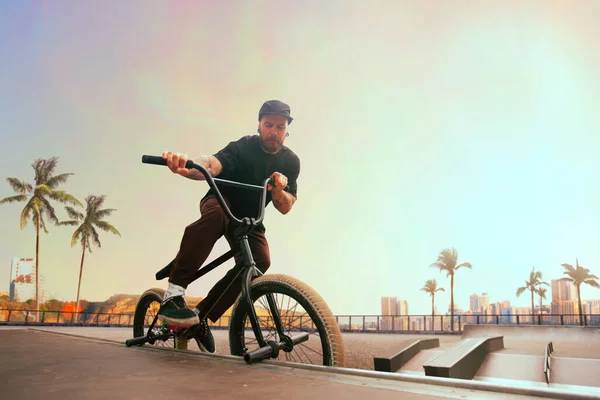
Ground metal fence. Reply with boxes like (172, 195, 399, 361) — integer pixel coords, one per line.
(1, 309, 598, 333)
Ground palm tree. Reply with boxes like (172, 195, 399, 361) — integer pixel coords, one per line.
(420, 279, 445, 318)
(536, 287, 547, 315)
(430, 247, 472, 331)
(60, 194, 120, 319)
(516, 267, 549, 320)
(0, 157, 81, 317)
(558, 258, 600, 326)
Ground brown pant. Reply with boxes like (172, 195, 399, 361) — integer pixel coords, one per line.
(168, 195, 271, 322)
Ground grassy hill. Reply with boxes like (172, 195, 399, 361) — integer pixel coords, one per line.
(0, 293, 276, 318)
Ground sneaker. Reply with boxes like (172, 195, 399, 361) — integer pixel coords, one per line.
(157, 296, 199, 327)
(194, 318, 215, 353)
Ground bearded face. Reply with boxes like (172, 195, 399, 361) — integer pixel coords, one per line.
(258, 114, 289, 154)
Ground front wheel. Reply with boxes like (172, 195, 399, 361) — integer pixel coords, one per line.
(228, 274, 345, 367)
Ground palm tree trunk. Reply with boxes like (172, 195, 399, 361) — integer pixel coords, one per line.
(577, 284, 583, 326)
(431, 294, 435, 331)
(35, 213, 40, 321)
(450, 274, 455, 331)
(75, 240, 86, 322)
(531, 288, 535, 321)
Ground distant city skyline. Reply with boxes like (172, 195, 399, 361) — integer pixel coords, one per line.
(4, 253, 600, 317)
(381, 277, 600, 318)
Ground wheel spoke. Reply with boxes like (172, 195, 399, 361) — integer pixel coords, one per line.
(240, 292, 328, 365)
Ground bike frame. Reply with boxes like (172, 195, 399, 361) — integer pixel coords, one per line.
(141, 155, 289, 351)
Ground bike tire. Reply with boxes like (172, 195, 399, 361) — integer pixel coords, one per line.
(132, 288, 188, 350)
(228, 274, 345, 367)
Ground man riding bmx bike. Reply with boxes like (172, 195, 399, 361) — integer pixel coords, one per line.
(157, 99, 301, 353)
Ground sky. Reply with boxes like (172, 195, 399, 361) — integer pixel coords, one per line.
(1, 0, 599, 316)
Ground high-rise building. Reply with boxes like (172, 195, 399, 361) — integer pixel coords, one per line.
(381, 296, 398, 316)
(397, 299, 408, 315)
(380, 297, 409, 331)
(478, 293, 490, 311)
(470, 293, 490, 313)
(381, 297, 408, 316)
(500, 307, 514, 324)
(470, 294, 479, 312)
(551, 300, 579, 324)
(588, 300, 600, 315)
(552, 279, 576, 302)
(9, 257, 46, 303)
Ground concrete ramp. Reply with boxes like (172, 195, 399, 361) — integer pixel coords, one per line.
(462, 324, 600, 344)
(474, 349, 600, 388)
(397, 349, 444, 375)
(551, 356, 600, 387)
(422, 336, 504, 379)
(373, 338, 440, 372)
(461, 326, 600, 390)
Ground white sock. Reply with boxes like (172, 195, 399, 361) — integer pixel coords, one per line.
(164, 283, 185, 301)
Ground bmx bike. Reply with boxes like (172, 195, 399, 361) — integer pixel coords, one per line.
(124, 155, 345, 367)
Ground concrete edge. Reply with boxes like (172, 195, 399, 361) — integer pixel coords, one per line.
(22, 327, 600, 400)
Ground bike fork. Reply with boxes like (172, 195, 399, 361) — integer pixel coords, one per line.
(238, 231, 294, 355)
(265, 292, 291, 345)
(241, 260, 290, 349)
(242, 264, 268, 348)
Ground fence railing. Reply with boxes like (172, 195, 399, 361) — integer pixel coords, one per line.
(544, 341, 554, 384)
(1, 309, 598, 333)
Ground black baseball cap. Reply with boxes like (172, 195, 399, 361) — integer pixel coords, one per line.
(258, 100, 293, 124)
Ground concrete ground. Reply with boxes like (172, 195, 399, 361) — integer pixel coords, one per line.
(2, 327, 599, 400)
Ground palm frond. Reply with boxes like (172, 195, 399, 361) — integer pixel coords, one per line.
(90, 226, 102, 249)
(35, 184, 52, 196)
(583, 279, 600, 289)
(18, 198, 36, 229)
(87, 194, 106, 207)
(561, 263, 576, 273)
(516, 286, 527, 297)
(49, 190, 82, 207)
(71, 226, 83, 247)
(39, 196, 60, 225)
(39, 212, 49, 234)
(0, 194, 28, 205)
(45, 173, 74, 189)
(6, 178, 32, 194)
(59, 220, 80, 227)
(94, 208, 116, 220)
(32, 157, 60, 184)
(456, 262, 472, 270)
(94, 220, 121, 236)
(64, 206, 84, 221)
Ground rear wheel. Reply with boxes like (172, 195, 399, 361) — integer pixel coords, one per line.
(132, 288, 188, 350)
(228, 274, 345, 367)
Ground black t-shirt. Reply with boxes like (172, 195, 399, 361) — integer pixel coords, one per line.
(202, 135, 300, 229)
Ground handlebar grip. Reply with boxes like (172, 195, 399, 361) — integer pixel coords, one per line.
(142, 155, 194, 169)
(141, 155, 166, 166)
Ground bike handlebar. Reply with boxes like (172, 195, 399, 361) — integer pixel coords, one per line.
(141, 155, 271, 226)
